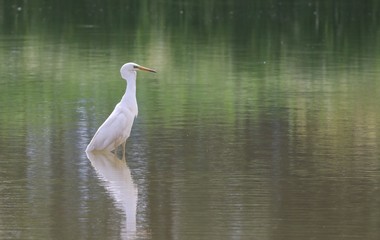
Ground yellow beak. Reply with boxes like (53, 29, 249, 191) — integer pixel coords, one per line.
(137, 65, 157, 73)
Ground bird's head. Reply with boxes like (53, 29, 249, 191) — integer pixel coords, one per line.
(120, 62, 156, 79)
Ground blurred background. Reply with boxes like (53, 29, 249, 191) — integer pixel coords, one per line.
(0, 0, 380, 239)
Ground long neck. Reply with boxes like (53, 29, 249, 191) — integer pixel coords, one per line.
(121, 71, 138, 116)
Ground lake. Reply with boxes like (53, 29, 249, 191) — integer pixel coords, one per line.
(0, 1, 380, 239)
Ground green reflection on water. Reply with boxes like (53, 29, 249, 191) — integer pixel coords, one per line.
(1, 1, 380, 239)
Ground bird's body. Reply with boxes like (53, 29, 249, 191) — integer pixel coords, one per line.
(86, 63, 156, 154)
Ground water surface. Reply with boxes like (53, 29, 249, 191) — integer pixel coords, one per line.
(1, 1, 380, 239)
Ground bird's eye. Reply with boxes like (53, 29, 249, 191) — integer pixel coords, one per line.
(133, 65, 138, 69)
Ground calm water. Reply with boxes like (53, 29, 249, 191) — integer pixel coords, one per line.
(1, 1, 380, 239)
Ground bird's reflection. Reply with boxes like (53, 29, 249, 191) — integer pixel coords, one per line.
(86, 151, 138, 235)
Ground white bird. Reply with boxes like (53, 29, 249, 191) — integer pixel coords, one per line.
(86, 62, 156, 155)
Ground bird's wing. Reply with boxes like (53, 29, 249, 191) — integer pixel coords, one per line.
(87, 107, 133, 151)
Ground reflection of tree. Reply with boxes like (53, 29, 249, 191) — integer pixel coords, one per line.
(1, 0, 379, 45)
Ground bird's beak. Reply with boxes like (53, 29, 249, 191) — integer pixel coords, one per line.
(137, 65, 157, 73)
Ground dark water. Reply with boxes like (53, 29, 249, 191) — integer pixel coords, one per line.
(1, 1, 380, 239)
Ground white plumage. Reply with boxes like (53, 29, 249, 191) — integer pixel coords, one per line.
(86, 62, 156, 154)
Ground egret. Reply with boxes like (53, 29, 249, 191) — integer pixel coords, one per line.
(86, 62, 156, 156)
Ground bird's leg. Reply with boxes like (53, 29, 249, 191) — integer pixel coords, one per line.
(122, 141, 126, 161)
(113, 142, 119, 158)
